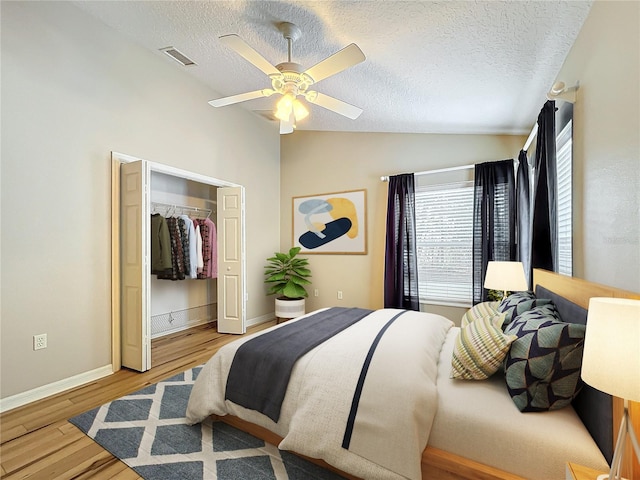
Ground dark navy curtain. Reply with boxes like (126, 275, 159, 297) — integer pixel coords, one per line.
(472, 160, 517, 304)
(531, 100, 558, 273)
(384, 174, 420, 310)
(516, 150, 532, 286)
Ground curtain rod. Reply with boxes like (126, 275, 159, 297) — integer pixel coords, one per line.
(380, 164, 474, 182)
(522, 79, 578, 152)
(522, 123, 538, 152)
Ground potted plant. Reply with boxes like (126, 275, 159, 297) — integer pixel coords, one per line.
(264, 247, 311, 321)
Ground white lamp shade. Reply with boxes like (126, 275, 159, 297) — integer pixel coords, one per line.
(483, 261, 528, 292)
(582, 297, 640, 402)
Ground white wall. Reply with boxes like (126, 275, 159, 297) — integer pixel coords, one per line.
(554, 0, 639, 292)
(280, 131, 525, 323)
(0, 2, 281, 399)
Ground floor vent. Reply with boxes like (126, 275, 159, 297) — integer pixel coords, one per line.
(151, 303, 216, 338)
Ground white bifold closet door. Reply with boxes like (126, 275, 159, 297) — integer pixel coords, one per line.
(119, 157, 245, 372)
(120, 160, 150, 372)
(217, 186, 245, 335)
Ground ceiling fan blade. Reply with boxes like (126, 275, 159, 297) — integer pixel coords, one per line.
(208, 89, 275, 107)
(280, 120, 294, 134)
(305, 91, 363, 120)
(220, 34, 281, 77)
(303, 43, 365, 84)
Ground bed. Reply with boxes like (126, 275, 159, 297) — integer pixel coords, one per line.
(185, 269, 640, 479)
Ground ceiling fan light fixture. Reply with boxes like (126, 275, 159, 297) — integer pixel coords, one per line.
(274, 94, 309, 124)
(274, 93, 294, 121)
(292, 98, 309, 121)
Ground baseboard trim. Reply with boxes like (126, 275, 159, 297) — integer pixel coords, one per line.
(0, 364, 113, 413)
(2, 317, 274, 412)
(247, 312, 275, 327)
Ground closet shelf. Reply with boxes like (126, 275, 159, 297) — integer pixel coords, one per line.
(151, 201, 213, 219)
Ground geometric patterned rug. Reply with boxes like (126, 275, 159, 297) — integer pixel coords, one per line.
(69, 366, 345, 480)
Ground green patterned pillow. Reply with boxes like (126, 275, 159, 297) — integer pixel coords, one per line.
(451, 312, 516, 380)
(497, 291, 552, 329)
(461, 301, 500, 328)
(503, 304, 586, 412)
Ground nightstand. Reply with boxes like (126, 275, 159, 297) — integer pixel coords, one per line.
(566, 463, 607, 480)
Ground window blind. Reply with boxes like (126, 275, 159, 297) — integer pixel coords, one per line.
(490, 182, 513, 260)
(415, 181, 474, 304)
(556, 120, 573, 276)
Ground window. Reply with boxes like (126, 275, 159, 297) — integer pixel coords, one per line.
(556, 114, 573, 276)
(415, 180, 474, 305)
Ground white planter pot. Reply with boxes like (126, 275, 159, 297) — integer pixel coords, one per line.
(275, 297, 306, 320)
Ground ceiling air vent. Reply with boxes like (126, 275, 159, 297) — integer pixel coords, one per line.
(159, 46, 197, 66)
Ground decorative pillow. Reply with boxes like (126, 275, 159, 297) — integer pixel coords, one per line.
(461, 301, 500, 328)
(451, 312, 516, 380)
(497, 291, 552, 329)
(503, 304, 586, 412)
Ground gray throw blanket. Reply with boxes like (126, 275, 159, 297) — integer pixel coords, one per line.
(225, 307, 373, 422)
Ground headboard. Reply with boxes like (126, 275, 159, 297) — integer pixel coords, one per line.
(535, 283, 614, 463)
(532, 269, 640, 478)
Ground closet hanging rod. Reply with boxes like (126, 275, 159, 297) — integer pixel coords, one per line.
(380, 164, 474, 182)
(151, 201, 213, 219)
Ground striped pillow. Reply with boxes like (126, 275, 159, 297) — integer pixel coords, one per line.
(461, 301, 500, 328)
(451, 312, 517, 380)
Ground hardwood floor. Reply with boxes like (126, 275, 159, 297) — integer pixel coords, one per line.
(0, 320, 276, 479)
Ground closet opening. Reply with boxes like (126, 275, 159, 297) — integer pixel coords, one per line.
(112, 152, 246, 373)
(150, 171, 218, 340)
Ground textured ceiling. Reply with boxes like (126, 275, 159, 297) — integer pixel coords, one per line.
(72, 0, 592, 135)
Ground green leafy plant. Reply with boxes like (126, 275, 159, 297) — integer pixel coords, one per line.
(264, 247, 312, 299)
(487, 289, 513, 301)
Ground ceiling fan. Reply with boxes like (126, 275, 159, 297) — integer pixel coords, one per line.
(209, 22, 366, 134)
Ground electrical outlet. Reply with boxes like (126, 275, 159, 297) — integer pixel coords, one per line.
(33, 333, 47, 350)
(337, 290, 343, 300)
(314, 288, 319, 297)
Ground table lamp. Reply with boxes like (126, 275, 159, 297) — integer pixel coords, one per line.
(582, 297, 640, 480)
(483, 261, 528, 299)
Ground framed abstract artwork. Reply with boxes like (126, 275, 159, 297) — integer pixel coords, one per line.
(292, 189, 367, 254)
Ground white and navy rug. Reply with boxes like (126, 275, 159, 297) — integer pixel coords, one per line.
(69, 366, 345, 480)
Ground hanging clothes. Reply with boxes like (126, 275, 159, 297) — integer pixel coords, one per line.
(150, 214, 172, 275)
(194, 222, 204, 273)
(205, 218, 218, 279)
(179, 214, 198, 279)
(157, 216, 186, 281)
(197, 218, 212, 279)
(177, 217, 191, 277)
(192, 218, 217, 279)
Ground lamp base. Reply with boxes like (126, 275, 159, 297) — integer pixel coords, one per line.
(603, 399, 640, 480)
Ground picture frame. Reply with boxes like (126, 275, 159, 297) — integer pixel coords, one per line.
(292, 189, 367, 254)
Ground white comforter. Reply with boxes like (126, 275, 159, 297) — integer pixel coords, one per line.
(186, 308, 453, 480)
